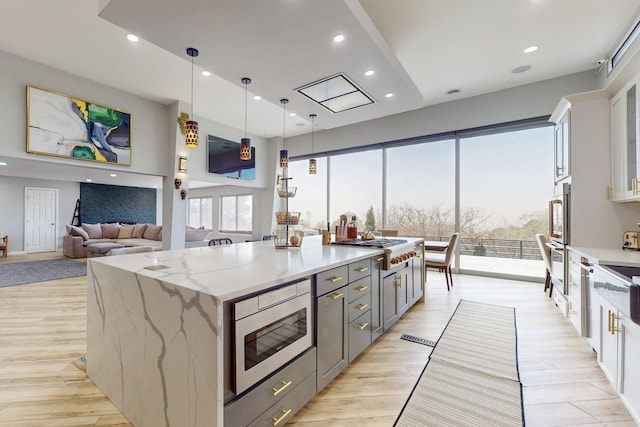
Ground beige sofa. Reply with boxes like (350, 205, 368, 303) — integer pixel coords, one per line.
(63, 223, 213, 258)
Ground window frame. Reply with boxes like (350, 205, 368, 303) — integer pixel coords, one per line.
(219, 194, 253, 233)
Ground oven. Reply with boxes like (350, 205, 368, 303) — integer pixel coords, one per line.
(549, 182, 570, 245)
(332, 238, 421, 270)
(231, 279, 312, 395)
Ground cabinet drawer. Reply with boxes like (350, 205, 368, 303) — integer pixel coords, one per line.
(224, 347, 316, 427)
(552, 287, 568, 317)
(349, 311, 372, 363)
(248, 372, 316, 427)
(348, 292, 371, 323)
(316, 265, 349, 296)
(567, 299, 582, 334)
(348, 276, 371, 303)
(348, 258, 372, 283)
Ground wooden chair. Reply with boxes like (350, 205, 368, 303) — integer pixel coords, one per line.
(425, 233, 459, 291)
(0, 235, 7, 257)
(535, 233, 553, 297)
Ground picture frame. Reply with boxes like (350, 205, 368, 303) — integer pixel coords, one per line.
(26, 85, 131, 166)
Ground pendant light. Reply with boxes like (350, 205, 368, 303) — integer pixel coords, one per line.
(185, 47, 199, 148)
(308, 114, 317, 175)
(280, 98, 289, 168)
(240, 77, 252, 160)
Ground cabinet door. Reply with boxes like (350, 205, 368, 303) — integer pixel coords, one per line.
(316, 285, 348, 392)
(382, 272, 400, 330)
(612, 82, 640, 201)
(370, 256, 384, 341)
(554, 113, 570, 182)
(598, 298, 618, 386)
(410, 254, 424, 306)
(397, 268, 410, 316)
(619, 315, 640, 420)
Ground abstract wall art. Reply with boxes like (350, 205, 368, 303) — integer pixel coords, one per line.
(27, 85, 131, 166)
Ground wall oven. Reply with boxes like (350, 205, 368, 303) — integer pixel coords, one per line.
(231, 279, 312, 396)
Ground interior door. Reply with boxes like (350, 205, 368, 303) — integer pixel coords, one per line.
(25, 187, 57, 253)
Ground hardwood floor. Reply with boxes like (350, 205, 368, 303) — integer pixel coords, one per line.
(0, 253, 636, 426)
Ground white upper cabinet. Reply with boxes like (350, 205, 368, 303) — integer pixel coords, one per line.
(553, 103, 571, 184)
(611, 79, 640, 201)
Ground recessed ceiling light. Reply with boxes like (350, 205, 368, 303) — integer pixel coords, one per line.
(0, 162, 6, 166)
(289, 112, 296, 117)
(253, 95, 262, 100)
(364, 70, 375, 76)
(385, 93, 394, 98)
(447, 89, 461, 95)
(511, 65, 532, 74)
(201, 70, 211, 77)
(126, 34, 139, 42)
(110, 174, 117, 177)
(85, 179, 93, 182)
(523, 45, 538, 53)
(333, 34, 345, 43)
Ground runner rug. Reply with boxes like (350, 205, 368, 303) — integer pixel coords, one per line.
(395, 299, 524, 426)
(0, 258, 86, 288)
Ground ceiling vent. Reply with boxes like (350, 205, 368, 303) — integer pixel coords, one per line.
(296, 73, 374, 113)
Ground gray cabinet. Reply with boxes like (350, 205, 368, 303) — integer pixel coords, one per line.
(315, 259, 373, 391)
(382, 265, 410, 330)
(410, 253, 424, 305)
(224, 348, 316, 427)
(370, 255, 385, 342)
(316, 280, 348, 392)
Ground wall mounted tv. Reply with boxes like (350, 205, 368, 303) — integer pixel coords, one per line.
(207, 135, 256, 180)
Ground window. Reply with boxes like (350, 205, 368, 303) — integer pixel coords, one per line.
(386, 139, 455, 237)
(188, 197, 213, 229)
(329, 149, 382, 231)
(288, 158, 328, 231)
(220, 195, 253, 232)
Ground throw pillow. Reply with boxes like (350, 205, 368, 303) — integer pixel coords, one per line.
(133, 223, 148, 238)
(81, 223, 103, 239)
(143, 224, 162, 240)
(117, 225, 135, 239)
(156, 228, 162, 241)
(66, 225, 89, 240)
(186, 229, 208, 241)
(101, 223, 120, 239)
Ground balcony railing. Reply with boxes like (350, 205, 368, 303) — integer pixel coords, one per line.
(424, 236, 542, 261)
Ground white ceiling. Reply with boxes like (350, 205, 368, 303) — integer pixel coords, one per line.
(0, 0, 638, 188)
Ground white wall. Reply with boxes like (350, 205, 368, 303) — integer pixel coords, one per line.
(0, 50, 169, 176)
(285, 71, 601, 156)
(0, 176, 79, 253)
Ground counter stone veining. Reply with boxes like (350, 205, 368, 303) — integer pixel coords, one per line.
(88, 235, 392, 301)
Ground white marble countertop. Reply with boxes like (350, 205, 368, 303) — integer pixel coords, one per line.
(571, 245, 640, 267)
(89, 235, 424, 301)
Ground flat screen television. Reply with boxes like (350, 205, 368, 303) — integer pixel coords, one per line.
(207, 135, 256, 180)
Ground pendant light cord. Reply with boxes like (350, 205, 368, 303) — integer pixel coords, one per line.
(244, 81, 248, 138)
(190, 55, 194, 118)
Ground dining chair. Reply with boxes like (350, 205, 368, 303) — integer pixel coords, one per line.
(425, 233, 459, 291)
(0, 235, 7, 257)
(209, 238, 233, 246)
(535, 233, 553, 297)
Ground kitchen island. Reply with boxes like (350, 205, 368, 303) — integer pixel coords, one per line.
(86, 236, 423, 426)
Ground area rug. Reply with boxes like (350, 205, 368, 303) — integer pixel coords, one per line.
(0, 258, 86, 288)
(395, 300, 524, 426)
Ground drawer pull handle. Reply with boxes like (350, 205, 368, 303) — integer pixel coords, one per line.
(272, 380, 292, 396)
(569, 309, 577, 315)
(356, 285, 368, 292)
(272, 408, 292, 426)
(330, 292, 344, 300)
(607, 310, 612, 333)
(356, 303, 369, 311)
(356, 267, 369, 272)
(328, 276, 344, 283)
(376, 256, 384, 262)
(579, 262, 594, 273)
(358, 322, 369, 330)
(611, 311, 620, 335)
